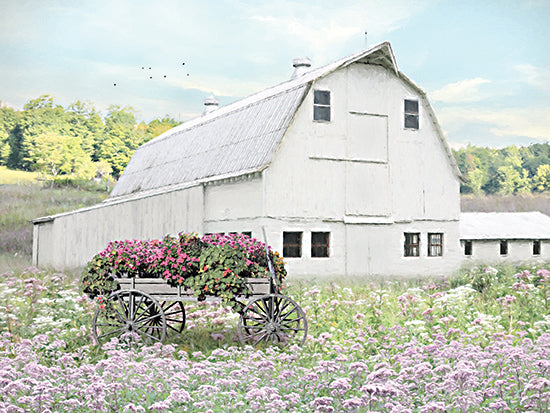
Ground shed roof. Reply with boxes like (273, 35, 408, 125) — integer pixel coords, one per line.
(460, 212, 550, 240)
(109, 41, 461, 201)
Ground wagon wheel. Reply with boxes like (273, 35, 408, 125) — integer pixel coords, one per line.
(238, 294, 308, 347)
(158, 300, 186, 335)
(92, 290, 167, 344)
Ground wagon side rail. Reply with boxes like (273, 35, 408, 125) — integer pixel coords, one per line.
(116, 277, 273, 302)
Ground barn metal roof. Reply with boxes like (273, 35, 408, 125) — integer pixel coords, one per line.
(460, 212, 550, 240)
(108, 41, 461, 200)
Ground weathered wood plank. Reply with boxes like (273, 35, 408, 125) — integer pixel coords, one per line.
(115, 277, 274, 299)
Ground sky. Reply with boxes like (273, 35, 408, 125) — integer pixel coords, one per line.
(0, 0, 548, 148)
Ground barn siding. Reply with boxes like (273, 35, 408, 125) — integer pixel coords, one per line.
(262, 62, 461, 277)
(34, 185, 204, 268)
(461, 240, 550, 264)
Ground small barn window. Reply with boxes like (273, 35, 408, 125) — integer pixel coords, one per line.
(311, 232, 330, 258)
(464, 240, 473, 256)
(428, 233, 443, 257)
(500, 240, 508, 256)
(242, 231, 252, 238)
(404, 99, 419, 129)
(283, 232, 302, 258)
(404, 233, 420, 257)
(314, 90, 331, 121)
(533, 240, 541, 256)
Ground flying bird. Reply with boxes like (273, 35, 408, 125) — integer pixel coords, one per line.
(113, 83, 117, 86)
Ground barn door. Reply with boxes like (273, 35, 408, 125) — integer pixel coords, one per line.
(345, 113, 390, 217)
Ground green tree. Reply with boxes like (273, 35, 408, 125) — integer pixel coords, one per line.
(533, 164, 550, 192)
(147, 116, 179, 137)
(497, 165, 531, 194)
(98, 105, 148, 178)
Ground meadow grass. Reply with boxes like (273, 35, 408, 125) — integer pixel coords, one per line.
(1, 263, 550, 411)
(462, 193, 550, 216)
(0, 183, 108, 263)
(0, 165, 38, 185)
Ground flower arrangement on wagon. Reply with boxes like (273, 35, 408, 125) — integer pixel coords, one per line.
(80, 232, 287, 312)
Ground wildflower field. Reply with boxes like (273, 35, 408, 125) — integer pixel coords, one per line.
(1, 264, 549, 412)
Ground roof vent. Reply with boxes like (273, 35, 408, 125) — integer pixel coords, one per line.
(291, 57, 311, 79)
(202, 95, 219, 115)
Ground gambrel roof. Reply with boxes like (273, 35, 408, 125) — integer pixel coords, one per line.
(460, 212, 550, 240)
(109, 42, 461, 201)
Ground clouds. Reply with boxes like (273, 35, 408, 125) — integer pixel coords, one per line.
(430, 78, 491, 103)
(438, 106, 550, 141)
(0, 0, 548, 148)
(515, 64, 550, 93)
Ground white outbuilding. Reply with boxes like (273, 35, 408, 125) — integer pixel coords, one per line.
(33, 41, 465, 277)
(460, 212, 550, 263)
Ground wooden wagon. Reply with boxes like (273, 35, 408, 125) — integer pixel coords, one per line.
(91, 236, 308, 347)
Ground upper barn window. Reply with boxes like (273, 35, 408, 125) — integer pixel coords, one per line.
(314, 90, 331, 121)
(404, 99, 419, 129)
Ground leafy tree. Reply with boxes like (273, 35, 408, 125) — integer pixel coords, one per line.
(0, 104, 19, 166)
(147, 116, 179, 137)
(533, 164, 550, 192)
(497, 165, 531, 195)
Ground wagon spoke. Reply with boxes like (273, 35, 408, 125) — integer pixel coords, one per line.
(276, 299, 292, 317)
(98, 327, 125, 339)
(161, 302, 178, 313)
(137, 330, 160, 342)
(280, 316, 305, 326)
(95, 322, 121, 328)
(114, 295, 130, 319)
(135, 314, 163, 325)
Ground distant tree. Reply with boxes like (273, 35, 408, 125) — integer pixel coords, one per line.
(0, 104, 19, 166)
(147, 116, 179, 137)
(97, 105, 149, 178)
(533, 164, 550, 192)
(497, 165, 531, 194)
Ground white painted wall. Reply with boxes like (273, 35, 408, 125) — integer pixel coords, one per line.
(34, 185, 204, 268)
(263, 62, 461, 277)
(461, 240, 550, 264)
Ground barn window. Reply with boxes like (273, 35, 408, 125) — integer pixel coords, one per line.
(311, 232, 330, 258)
(500, 240, 508, 255)
(404, 99, 419, 129)
(404, 233, 420, 257)
(314, 90, 331, 121)
(283, 232, 302, 258)
(242, 231, 252, 238)
(464, 240, 473, 256)
(533, 240, 541, 255)
(428, 233, 443, 257)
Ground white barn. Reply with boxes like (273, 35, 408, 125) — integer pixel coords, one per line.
(33, 42, 464, 278)
(460, 212, 550, 263)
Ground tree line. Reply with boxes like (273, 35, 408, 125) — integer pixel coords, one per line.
(2, 95, 550, 195)
(453, 144, 550, 194)
(0, 95, 179, 181)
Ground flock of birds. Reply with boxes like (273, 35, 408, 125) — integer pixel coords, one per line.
(113, 63, 189, 86)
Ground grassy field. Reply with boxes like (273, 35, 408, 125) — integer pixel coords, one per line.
(0, 264, 549, 411)
(462, 193, 550, 215)
(0, 182, 108, 270)
(0, 165, 38, 184)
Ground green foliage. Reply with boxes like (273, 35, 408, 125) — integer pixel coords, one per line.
(80, 233, 286, 313)
(453, 143, 550, 195)
(0, 96, 181, 180)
